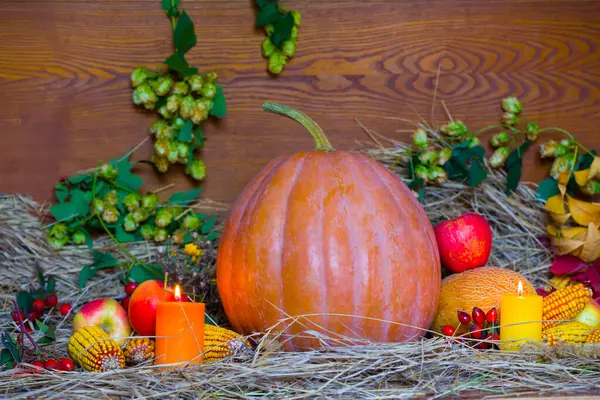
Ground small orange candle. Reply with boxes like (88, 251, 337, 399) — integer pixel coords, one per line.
(500, 281, 543, 352)
(155, 285, 205, 366)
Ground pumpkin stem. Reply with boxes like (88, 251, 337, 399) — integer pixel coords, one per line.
(262, 102, 335, 151)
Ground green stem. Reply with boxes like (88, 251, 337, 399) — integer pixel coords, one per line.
(262, 102, 335, 151)
(170, 0, 177, 31)
(472, 123, 504, 136)
(539, 127, 593, 155)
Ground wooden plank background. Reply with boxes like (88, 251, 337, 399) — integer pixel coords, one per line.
(1, 0, 599, 207)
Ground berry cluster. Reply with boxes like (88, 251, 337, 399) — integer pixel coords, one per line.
(441, 307, 499, 350)
(11, 294, 71, 333)
(11, 358, 75, 375)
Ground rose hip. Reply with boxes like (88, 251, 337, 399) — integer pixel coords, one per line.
(32, 360, 45, 373)
(486, 308, 498, 324)
(457, 311, 471, 325)
(31, 300, 45, 312)
(470, 324, 484, 339)
(59, 358, 75, 372)
(59, 303, 72, 316)
(472, 307, 486, 325)
(121, 296, 130, 310)
(45, 294, 58, 308)
(45, 359, 59, 370)
(124, 282, 138, 296)
(441, 325, 456, 336)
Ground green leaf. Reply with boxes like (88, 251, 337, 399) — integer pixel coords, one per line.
(46, 275, 56, 294)
(173, 10, 197, 54)
(271, 13, 294, 48)
(504, 141, 533, 196)
(34, 264, 45, 288)
(183, 232, 193, 244)
(168, 188, 203, 206)
(206, 231, 220, 242)
(209, 85, 227, 119)
(37, 325, 56, 345)
(69, 174, 90, 184)
(162, 0, 179, 11)
(129, 264, 164, 283)
(256, 2, 283, 26)
(116, 223, 137, 243)
(16, 291, 34, 314)
(70, 189, 91, 216)
(156, 96, 168, 110)
(201, 215, 217, 234)
(576, 149, 598, 171)
(0, 349, 13, 368)
(79, 265, 95, 288)
(91, 250, 120, 268)
(55, 183, 69, 203)
(165, 52, 198, 76)
(116, 171, 144, 192)
(193, 126, 204, 146)
(1, 333, 20, 364)
(536, 178, 560, 202)
(444, 145, 488, 187)
(256, 0, 270, 9)
(35, 320, 49, 334)
(49, 202, 79, 222)
(178, 120, 193, 142)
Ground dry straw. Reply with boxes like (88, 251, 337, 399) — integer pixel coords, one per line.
(2, 141, 600, 397)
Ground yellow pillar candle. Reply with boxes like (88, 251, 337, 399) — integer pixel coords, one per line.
(500, 281, 543, 351)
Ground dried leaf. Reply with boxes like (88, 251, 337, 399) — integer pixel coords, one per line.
(547, 224, 559, 237)
(562, 226, 588, 238)
(575, 157, 600, 186)
(558, 172, 571, 196)
(551, 235, 586, 257)
(579, 223, 600, 263)
(567, 195, 600, 227)
(550, 212, 571, 226)
(546, 194, 566, 215)
(549, 255, 590, 275)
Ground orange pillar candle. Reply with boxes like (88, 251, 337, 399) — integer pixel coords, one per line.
(155, 285, 205, 366)
(499, 281, 543, 352)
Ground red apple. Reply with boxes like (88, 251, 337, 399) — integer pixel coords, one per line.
(128, 280, 186, 336)
(72, 298, 132, 346)
(434, 212, 492, 273)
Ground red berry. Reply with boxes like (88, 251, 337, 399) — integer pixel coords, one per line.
(31, 360, 45, 373)
(28, 311, 42, 321)
(44, 294, 58, 308)
(59, 303, 72, 316)
(31, 300, 45, 312)
(470, 324, 484, 339)
(486, 308, 498, 324)
(441, 325, 456, 336)
(486, 332, 499, 341)
(457, 311, 471, 325)
(59, 358, 74, 372)
(121, 296, 130, 310)
(472, 307, 486, 325)
(45, 359, 59, 370)
(11, 311, 25, 322)
(124, 282, 138, 296)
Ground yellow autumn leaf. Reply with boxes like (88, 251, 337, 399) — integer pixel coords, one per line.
(546, 194, 566, 215)
(558, 172, 571, 196)
(567, 195, 600, 227)
(562, 226, 588, 238)
(579, 223, 600, 263)
(574, 157, 600, 187)
(547, 224, 559, 237)
(551, 236, 586, 257)
(549, 212, 571, 226)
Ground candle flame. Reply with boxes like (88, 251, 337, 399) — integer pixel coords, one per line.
(517, 280, 523, 296)
(174, 284, 182, 301)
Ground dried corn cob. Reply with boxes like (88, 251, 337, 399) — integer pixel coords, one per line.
(542, 283, 591, 331)
(68, 326, 125, 372)
(123, 337, 155, 366)
(586, 327, 600, 344)
(204, 324, 252, 362)
(542, 321, 592, 346)
(547, 275, 572, 291)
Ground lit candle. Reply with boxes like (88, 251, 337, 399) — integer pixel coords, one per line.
(499, 281, 543, 351)
(155, 285, 205, 366)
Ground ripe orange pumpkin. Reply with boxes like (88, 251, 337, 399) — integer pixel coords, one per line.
(216, 103, 441, 350)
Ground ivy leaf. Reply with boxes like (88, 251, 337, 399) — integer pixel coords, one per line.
(55, 183, 69, 203)
(70, 189, 91, 216)
(201, 215, 217, 234)
(16, 291, 34, 313)
(536, 177, 560, 202)
(0, 349, 13, 369)
(255, 2, 283, 26)
(117, 171, 144, 192)
(129, 264, 165, 283)
(445, 145, 488, 187)
(165, 52, 198, 76)
(178, 120, 193, 142)
(209, 85, 227, 119)
(168, 188, 202, 206)
(173, 10, 197, 54)
(271, 13, 294, 48)
(1, 333, 20, 364)
(49, 202, 79, 222)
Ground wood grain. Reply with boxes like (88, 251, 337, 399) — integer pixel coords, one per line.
(1, 0, 600, 207)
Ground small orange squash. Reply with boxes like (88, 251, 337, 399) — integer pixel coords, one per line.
(432, 266, 536, 333)
(216, 103, 442, 350)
